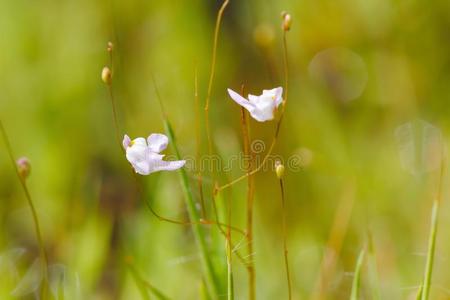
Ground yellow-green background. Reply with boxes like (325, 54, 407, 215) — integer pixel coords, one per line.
(1, 0, 450, 299)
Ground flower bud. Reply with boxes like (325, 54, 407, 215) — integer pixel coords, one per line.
(281, 11, 292, 31)
(101, 66, 112, 85)
(107, 41, 114, 53)
(16, 157, 31, 180)
(275, 160, 285, 179)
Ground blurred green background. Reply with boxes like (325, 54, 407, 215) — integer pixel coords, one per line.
(1, 0, 450, 299)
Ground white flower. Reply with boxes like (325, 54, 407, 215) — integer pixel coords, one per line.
(123, 133, 186, 175)
(227, 87, 283, 122)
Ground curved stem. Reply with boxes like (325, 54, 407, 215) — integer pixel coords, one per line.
(204, 0, 230, 157)
(0, 121, 49, 298)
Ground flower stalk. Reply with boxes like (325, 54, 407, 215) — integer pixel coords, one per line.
(276, 162, 292, 300)
(0, 120, 49, 299)
(240, 92, 256, 300)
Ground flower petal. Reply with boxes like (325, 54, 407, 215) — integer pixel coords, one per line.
(227, 88, 255, 113)
(122, 135, 132, 149)
(262, 87, 283, 107)
(131, 160, 151, 175)
(132, 137, 147, 146)
(126, 142, 148, 169)
(249, 95, 276, 122)
(147, 133, 168, 153)
(152, 160, 186, 173)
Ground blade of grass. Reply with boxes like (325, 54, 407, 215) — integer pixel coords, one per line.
(367, 231, 381, 300)
(421, 145, 445, 300)
(163, 118, 221, 299)
(420, 200, 439, 300)
(350, 248, 366, 300)
(226, 238, 234, 300)
(415, 285, 423, 300)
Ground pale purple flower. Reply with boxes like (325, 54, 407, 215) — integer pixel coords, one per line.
(123, 134, 185, 175)
(227, 87, 283, 122)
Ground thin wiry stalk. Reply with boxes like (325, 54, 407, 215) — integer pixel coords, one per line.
(204, 0, 230, 157)
(240, 96, 256, 300)
(350, 248, 365, 300)
(104, 47, 123, 153)
(216, 29, 289, 194)
(143, 194, 245, 236)
(201, 2, 234, 281)
(279, 179, 292, 300)
(0, 120, 49, 298)
(226, 192, 234, 300)
(108, 85, 123, 153)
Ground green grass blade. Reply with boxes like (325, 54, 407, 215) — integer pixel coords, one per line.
(226, 239, 234, 300)
(415, 285, 423, 300)
(350, 248, 366, 300)
(367, 232, 381, 300)
(163, 120, 221, 299)
(421, 200, 439, 300)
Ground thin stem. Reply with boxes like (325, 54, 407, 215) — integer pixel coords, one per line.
(108, 85, 123, 153)
(0, 120, 49, 298)
(204, 0, 230, 158)
(279, 179, 292, 300)
(132, 169, 245, 236)
(104, 46, 123, 153)
(282, 31, 289, 104)
(240, 98, 256, 300)
(226, 189, 234, 300)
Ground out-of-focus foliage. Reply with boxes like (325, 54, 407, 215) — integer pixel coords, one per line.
(1, 0, 450, 299)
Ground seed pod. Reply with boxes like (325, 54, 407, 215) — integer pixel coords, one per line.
(281, 11, 292, 31)
(275, 160, 285, 179)
(107, 41, 114, 53)
(17, 157, 31, 180)
(101, 66, 112, 85)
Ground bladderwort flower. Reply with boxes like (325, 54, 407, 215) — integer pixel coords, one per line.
(227, 87, 283, 122)
(123, 133, 185, 175)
